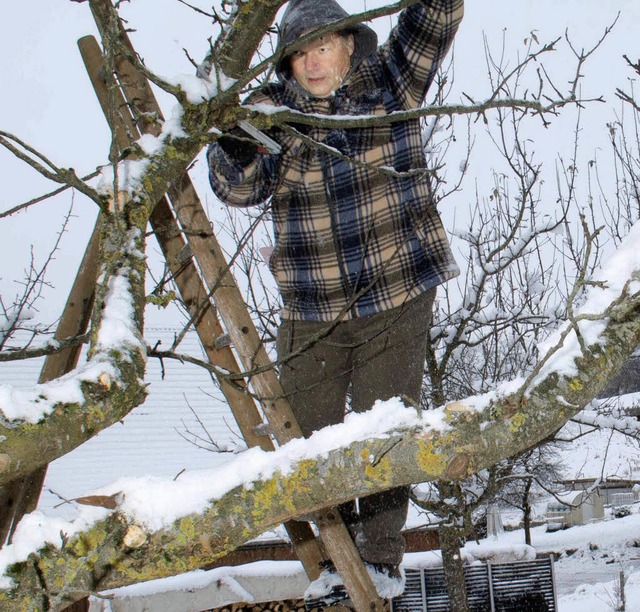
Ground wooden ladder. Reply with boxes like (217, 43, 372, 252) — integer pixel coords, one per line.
(68, 2, 386, 610)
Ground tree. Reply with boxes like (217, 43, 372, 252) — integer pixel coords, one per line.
(409, 23, 627, 608)
(491, 445, 564, 545)
(1, 1, 640, 610)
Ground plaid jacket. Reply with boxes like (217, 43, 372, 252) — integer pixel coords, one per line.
(209, 0, 463, 322)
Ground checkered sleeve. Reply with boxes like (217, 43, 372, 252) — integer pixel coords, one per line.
(207, 90, 281, 208)
(380, 0, 464, 109)
(207, 143, 280, 208)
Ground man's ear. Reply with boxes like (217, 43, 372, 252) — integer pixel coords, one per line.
(345, 33, 355, 57)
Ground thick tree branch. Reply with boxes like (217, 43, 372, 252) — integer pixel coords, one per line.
(0, 195, 149, 485)
(1, 262, 640, 609)
(215, 0, 286, 79)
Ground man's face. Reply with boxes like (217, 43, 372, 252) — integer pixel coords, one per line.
(289, 33, 355, 98)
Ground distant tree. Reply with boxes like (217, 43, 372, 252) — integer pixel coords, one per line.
(493, 444, 565, 545)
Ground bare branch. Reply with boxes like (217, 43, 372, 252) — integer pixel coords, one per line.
(0, 168, 102, 219)
(0, 333, 89, 363)
(0, 131, 105, 208)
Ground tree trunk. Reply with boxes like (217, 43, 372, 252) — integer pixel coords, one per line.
(523, 478, 533, 546)
(440, 522, 469, 612)
(437, 480, 470, 612)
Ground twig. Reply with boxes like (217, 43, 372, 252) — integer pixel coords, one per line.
(0, 168, 102, 219)
(0, 131, 104, 208)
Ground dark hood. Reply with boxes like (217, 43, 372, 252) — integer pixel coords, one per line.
(275, 0, 378, 84)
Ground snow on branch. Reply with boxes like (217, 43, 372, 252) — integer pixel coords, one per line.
(0, 225, 148, 485)
(2, 217, 640, 608)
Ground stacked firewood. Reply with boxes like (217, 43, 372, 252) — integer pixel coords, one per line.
(211, 600, 307, 611)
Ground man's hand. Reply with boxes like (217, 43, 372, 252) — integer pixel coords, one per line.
(217, 122, 282, 166)
(216, 127, 261, 166)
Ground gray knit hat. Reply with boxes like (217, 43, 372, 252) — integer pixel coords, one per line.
(275, 0, 378, 82)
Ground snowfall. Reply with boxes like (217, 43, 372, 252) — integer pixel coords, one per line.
(1, 212, 640, 609)
(2, 0, 640, 609)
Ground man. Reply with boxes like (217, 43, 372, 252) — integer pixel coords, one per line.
(208, 0, 463, 604)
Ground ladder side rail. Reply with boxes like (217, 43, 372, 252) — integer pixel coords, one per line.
(78, 35, 271, 454)
(78, 34, 326, 580)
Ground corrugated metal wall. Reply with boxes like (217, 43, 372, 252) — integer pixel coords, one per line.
(391, 557, 556, 611)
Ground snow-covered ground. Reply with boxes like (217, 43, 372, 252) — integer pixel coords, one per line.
(407, 511, 640, 611)
(497, 513, 640, 609)
(89, 509, 640, 611)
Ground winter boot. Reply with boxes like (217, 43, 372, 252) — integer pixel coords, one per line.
(365, 562, 406, 599)
(304, 561, 350, 609)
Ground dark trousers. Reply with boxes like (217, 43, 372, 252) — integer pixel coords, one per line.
(277, 289, 436, 564)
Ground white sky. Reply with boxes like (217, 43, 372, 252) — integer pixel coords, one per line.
(1, 0, 639, 327)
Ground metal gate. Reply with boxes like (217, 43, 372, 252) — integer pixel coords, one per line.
(391, 556, 557, 611)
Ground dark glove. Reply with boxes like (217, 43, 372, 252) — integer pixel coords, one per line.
(216, 127, 260, 166)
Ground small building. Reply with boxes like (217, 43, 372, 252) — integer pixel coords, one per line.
(610, 491, 639, 507)
(558, 478, 640, 506)
(545, 490, 604, 531)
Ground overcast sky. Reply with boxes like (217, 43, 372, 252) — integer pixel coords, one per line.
(1, 0, 638, 327)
